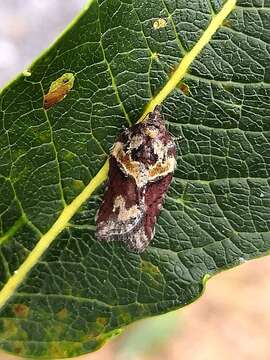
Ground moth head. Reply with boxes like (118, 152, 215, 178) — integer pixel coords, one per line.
(145, 105, 165, 129)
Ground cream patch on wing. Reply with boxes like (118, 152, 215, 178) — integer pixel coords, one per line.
(112, 141, 145, 184)
(129, 135, 143, 150)
(148, 157, 176, 179)
(144, 127, 159, 139)
(112, 138, 176, 187)
(128, 227, 149, 252)
(113, 195, 141, 222)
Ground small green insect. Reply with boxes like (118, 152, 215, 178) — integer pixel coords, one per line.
(43, 73, 74, 109)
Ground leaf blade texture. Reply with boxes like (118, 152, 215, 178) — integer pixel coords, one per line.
(1, 0, 270, 358)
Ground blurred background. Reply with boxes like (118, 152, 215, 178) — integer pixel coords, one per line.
(1, 1, 270, 360)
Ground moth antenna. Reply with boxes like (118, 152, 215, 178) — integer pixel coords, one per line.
(153, 104, 161, 113)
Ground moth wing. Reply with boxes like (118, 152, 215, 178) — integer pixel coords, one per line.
(124, 226, 150, 253)
(96, 158, 144, 241)
(126, 174, 173, 252)
(121, 174, 173, 253)
(144, 174, 173, 237)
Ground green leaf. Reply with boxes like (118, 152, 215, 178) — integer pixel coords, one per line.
(0, 0, 269, 358)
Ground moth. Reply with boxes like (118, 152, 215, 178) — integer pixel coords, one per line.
(96, 105, 176, 252)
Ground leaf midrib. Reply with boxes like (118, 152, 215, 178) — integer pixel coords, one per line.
(0, 0, 236, 310)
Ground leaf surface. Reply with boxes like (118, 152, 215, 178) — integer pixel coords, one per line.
(0, 0, 270, 358)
